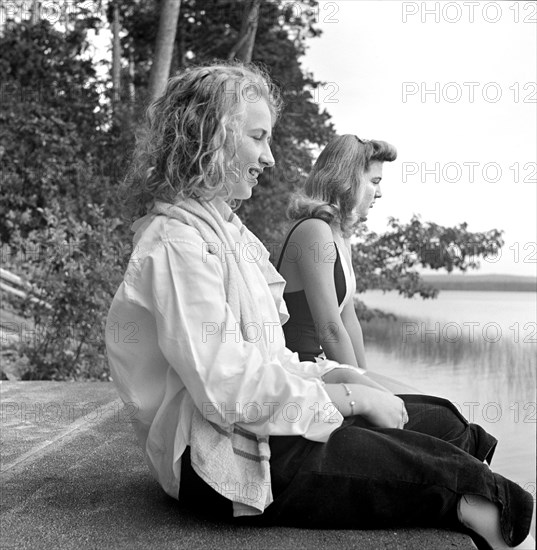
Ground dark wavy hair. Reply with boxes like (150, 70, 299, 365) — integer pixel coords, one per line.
(287, 135, 397, 237)
(121, 61, 282, 220)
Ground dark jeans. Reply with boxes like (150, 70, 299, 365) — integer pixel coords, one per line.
(179, 394, 531, 537)
(261, 394, 497, 528)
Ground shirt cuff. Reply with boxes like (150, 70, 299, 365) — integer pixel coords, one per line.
(302, 378, 344, 442)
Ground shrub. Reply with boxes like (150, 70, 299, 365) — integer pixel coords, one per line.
(3, 202, 128, 380)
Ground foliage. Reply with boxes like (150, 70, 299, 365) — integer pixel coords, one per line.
(3, 203, 126, 380)
(0, 20, 105, 241)
(1, 20, 130, 379)
(352, 216, 504, 299)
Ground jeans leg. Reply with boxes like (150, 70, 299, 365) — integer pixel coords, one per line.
(399, 394, 498, 464)
(178, 447, 233, 519)
(264, 421, 514, 530)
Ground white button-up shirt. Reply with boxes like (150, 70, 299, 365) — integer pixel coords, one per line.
(105, 207, 344, 500)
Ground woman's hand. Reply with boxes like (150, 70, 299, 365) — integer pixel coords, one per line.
(361, 388, 408, 429)
(325, 384, 409, 429)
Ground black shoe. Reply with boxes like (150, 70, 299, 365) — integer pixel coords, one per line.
(495, 473, 534, 547)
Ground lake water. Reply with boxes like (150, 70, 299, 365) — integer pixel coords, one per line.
(360, 290, 536, 533)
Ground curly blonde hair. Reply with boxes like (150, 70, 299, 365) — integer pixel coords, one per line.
(122, 62, 282, 220)
(287, 135, 397, 237)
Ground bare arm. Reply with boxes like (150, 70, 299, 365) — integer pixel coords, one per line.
(339, 243, 414, 394)
(289, 220, 399, 396)
(340, 299, 368, 370)
(292, 219, 358, 367)
(322, 366, 392, 393)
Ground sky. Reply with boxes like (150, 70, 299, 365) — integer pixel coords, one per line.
(302, 0, 537, 276)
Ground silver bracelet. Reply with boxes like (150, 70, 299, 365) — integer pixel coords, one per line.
(341, 383, 356, 416)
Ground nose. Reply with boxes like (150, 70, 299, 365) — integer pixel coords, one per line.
(375, 185, 382, 199)
(260, 142, 275, 169)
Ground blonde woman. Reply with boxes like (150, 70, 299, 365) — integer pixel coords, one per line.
(106, 65, 533, 549)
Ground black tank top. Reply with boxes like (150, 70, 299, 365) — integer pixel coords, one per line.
(276, 218, 347, 361)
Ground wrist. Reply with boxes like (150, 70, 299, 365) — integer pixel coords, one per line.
(340, 383, 356, 416)
(351, 385, 372, 416)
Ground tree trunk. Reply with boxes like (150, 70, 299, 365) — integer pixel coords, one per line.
(228, 0, 261, 63)
(147, 0, 182, 102)
(177, 21, 186, 69)
(128, 52, 136, 104)
(31, 0, 40, 25)
(112, 2, 121, 106)
(62, 0, 69, 31)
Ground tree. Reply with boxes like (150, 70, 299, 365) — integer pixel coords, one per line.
(228, 0, 261, 63)
(0, 20, 105, 241)
(147, 0, 182, 101)
(352, 216, 504, 299)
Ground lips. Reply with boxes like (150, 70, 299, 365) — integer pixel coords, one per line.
(247, 167, 262, 182)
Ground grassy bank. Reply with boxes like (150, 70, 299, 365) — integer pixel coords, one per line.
(421, 274, 537, 292)
(361, 313, 537, 384)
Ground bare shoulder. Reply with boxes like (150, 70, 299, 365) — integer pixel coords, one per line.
(289, 217, 333, 247)
(287, 218, 337, 266)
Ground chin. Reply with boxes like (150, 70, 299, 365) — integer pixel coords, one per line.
(231, 188, 253, 201)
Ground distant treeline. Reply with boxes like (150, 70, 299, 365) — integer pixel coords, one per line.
(421, 274, 537, 292)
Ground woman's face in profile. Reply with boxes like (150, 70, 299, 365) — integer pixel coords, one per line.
(224, 97, 275, 201)
(354, 161, 384, 222)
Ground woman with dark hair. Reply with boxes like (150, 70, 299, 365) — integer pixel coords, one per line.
(278, 135, 412, 393)
(279, 135, 396, 374)
(105, 63, 533, 549)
